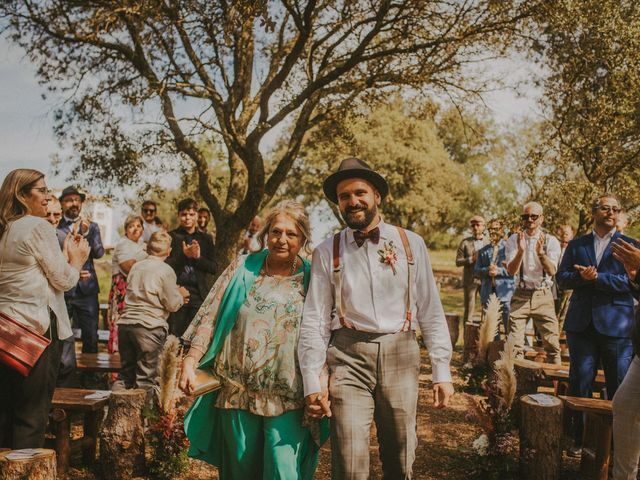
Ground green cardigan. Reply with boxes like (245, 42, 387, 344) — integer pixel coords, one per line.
(183, 250, 329, 466)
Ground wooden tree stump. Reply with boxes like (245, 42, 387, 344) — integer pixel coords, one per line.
(445, 314, 460, 347)
(99, 389, 146, 479)
(514, 359, 546, 398)
(520, 394, 563, 480)
(463, 323, 480, 362)
(0, 449, 56, 480)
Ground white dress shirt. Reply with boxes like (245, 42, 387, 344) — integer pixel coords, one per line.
(593, 228, 615, 265)
(505, 230, 561, 289)
(0, 216, 79, 339)
(142, 221, 160, 243)
(298, 220, 453, 395)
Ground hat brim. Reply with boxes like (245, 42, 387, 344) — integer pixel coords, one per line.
(323, 169, 389, 204)
(59, 192, 86, 202)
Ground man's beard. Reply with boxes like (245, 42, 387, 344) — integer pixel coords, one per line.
(342, 203, 378, 230)
(64, 207, 80, 220)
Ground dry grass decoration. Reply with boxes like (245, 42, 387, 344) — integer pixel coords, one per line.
(469, 337, 519, 479)
(147, 335, 190, 480)
(460, 294, 501, 393)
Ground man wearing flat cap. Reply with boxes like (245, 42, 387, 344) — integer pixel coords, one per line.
(56, 186, 105, 357)
(299, 157, 453, 479)
(456, 215, 488, 331)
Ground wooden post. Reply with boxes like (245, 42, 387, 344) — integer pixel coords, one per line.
(445, 314, 460, 347)
(0, 449, 57, 480)
(99, 389, 146, 479)
(514, 359, 546, 398)
(520, 394, 563, 480)
(463, 323, 480, 362)
(50, 408, 70, 477)
(580, 412, 613, 480)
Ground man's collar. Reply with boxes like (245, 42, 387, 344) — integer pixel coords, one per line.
(592, 227, 616, 241)
(63, 215, 78, 224)
(524, 229, 541, 239)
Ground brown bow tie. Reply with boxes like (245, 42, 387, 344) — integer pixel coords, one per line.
(353, 227, 380, 247)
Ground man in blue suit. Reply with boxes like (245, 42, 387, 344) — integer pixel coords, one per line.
(557, 193, 638, 453)
(474, 219, 515, 335)
(57, 186, 105, 354)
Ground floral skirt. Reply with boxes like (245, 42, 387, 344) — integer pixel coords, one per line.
(107, 273, 127, 354)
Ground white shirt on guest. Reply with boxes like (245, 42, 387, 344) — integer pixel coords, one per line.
(141, 221, 160, 243)
(111, 236, 148, 276)
(505, 229, 561, 289)
(593, 228, 616, 265)
(0, 216, 79, 339)
(298, 219, 453, 396)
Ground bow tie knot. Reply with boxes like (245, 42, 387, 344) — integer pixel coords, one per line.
(353, 227, 380, 247)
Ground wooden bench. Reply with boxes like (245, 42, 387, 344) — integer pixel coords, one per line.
(524, 346, 570, 364)
(76, 352, 122, 373)
(559, 395, 613, 480)
(49, 388, 111, 477)
(542, 366, 606, 396)
(73, 328, 110, 343)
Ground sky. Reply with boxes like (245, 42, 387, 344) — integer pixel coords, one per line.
(0, 36, 545, 244)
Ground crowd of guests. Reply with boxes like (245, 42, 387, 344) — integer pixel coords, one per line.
(458, 197, 640, 478)
(1, 163, 639, 480)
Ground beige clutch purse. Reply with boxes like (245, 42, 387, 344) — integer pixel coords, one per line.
(190, 368, 222, 397)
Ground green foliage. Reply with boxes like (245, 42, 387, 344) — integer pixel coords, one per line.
(1, 0, 541, 270)
(146, 409, 190, 480)
(521, 0, 640, 233)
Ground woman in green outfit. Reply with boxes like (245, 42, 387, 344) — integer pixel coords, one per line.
(179, 200, 329, 479)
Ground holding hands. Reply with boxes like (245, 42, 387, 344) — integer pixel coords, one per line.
(305, 370, 332, 419)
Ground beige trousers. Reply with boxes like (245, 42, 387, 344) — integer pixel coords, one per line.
(508, 288, 561, 364)
(327, 328, 420, 480)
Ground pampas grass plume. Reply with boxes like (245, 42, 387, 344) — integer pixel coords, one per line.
(158, 335, 182, 414)
(493, 336, 517, 409)
(477, 294, 501, 363)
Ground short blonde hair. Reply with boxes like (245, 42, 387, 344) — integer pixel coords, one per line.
(124, 214, 144, 231)
(147, 231, 172, 256)
(256, 200, 311, 253)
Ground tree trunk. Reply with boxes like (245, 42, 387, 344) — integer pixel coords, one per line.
(0, 449, 56, 480)
(99, 389, 146, 479)
(213, 227, 245, 281)
(463, 324, 479, 363)
(519, 394, 563, 480)
(445, 314, 460, 348)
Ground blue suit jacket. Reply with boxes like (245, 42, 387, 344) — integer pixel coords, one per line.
(474, 240, 515, 305)
(557, 231, 637, 337)
(57, 218, 105, 298)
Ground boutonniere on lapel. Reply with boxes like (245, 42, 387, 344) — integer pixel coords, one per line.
(377, 241, 398, 275)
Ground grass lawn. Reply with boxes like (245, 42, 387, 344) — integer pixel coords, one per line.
(95, 253, 112, 305)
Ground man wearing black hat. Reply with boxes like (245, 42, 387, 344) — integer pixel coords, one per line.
(298, 158, 454, 479)
(57, 186, 105, 356)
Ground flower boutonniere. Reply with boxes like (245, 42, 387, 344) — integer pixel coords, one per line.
(377, 241, 398, 275)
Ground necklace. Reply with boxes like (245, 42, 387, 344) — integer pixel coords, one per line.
(265, 254, 298, 277)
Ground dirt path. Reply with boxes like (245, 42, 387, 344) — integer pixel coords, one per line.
(70, 347, 584, 479)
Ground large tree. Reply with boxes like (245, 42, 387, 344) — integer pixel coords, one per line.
(524, 0, 640, 233)
(280, 98, 467, 247)
(1, 0, 538, 270)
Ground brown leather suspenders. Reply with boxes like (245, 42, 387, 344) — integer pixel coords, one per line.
(332, 226, 415, 331)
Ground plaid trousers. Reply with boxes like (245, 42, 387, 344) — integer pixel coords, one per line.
(327, 328, 420, 480)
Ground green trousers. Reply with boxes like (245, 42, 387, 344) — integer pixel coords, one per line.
(217, 408, 318, 480)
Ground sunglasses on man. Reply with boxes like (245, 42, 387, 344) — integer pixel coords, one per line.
(521, 214, 540, 221)
(143, 208, 156, 214)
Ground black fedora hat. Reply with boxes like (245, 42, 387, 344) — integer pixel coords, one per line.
(323, 157, 389, 204)
(59, 185, 86, 202)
